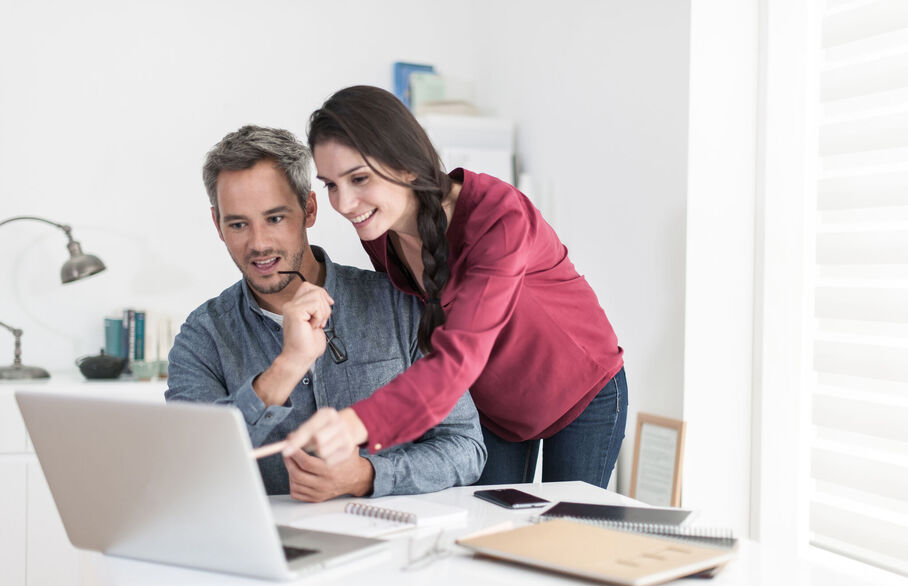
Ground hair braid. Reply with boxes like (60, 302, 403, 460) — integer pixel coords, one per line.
(414, 180, 450, 353)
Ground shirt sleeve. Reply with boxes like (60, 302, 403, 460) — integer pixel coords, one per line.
(164, 317, 294, 447)
(353, 198, 531, 451)
(363, 389, 486, 497)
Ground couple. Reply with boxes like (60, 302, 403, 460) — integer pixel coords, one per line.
(166, 86, 627, 502)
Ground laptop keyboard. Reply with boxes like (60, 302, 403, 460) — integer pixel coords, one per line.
(283, 546, 319, 562)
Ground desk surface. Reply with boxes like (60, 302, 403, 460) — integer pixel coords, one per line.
(77, 481, 906, 586)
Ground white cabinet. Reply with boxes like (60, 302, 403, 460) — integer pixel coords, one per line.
(0, 376, 166, 586)
(0, 459, 27, 586)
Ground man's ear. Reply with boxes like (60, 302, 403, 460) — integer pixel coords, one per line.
(211, 207, 225, 242)
(304, 191, 317, 228)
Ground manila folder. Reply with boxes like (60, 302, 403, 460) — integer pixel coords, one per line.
(456, 519, 734, 586)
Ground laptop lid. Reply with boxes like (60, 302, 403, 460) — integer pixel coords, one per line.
(15, 391, 384, 581)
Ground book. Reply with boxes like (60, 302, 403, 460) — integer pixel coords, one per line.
(289, 497, 467, 538)
(457, 519, 736, 586)
(104, 317, 122, 357)
(539, 502, 736, 549)
(120, 309, 130, 360)
(392, 61, 435, 108)
(134, 311, 145, 360)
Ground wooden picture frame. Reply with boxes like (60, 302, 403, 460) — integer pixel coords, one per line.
(629, 413, 686, 507)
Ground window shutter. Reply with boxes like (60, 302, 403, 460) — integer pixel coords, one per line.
(812, 0, 908, 576)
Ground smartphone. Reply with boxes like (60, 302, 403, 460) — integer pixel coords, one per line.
(473, 488, 550, 509)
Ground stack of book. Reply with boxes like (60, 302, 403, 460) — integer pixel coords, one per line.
(103, 309, 146, 364)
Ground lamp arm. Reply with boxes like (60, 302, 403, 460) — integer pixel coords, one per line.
(0, 320, 22, 336)
(0, 320, 24, 367)
(0, 216, 75, 243)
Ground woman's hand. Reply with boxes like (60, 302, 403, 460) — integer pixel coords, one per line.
(282, 407, 369, 465)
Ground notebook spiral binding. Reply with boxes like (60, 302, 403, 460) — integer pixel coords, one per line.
(534, 515, 737, 549)
(344, 502, 418, 526)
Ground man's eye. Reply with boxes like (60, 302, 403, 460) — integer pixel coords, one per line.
(267, 215, 284, 224)
(228, 222, 246, 230)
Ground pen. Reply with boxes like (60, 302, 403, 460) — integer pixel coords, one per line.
(251, 440, 287, 459)
(252, 440, 320, 459)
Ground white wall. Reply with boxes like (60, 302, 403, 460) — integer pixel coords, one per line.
(1, 1, 754, 529)
(470, 1, 692, 495)
(682, 0, 759, 536)
(0, 0, 478, 369)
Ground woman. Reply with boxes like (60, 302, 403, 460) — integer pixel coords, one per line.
(284, 85, 626, 487)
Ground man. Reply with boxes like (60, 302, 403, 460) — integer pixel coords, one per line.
(165, 125, 485, 501)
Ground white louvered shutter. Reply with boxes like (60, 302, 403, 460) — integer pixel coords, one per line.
(812, 0, 908, 576)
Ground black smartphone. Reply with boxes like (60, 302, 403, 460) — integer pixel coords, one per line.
(473, 488, 550, 509)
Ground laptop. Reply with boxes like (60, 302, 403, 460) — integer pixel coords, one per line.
(15, 391, 387, 581)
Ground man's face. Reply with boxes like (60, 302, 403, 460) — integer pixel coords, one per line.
(213, 160, 316, 303)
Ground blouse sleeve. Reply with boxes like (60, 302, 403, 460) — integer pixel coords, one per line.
(352, 197, 531, 452)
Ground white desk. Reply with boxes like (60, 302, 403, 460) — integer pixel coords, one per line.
(5, 379, 905, 586)
(74, 482, 903, 586)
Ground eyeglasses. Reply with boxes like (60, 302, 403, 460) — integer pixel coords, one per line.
(322, 319, 347, 364)
(279, 270, 347, 364)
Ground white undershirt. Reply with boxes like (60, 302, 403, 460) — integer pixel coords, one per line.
(261, 308, 283, 327)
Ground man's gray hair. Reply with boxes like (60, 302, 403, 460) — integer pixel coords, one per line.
(203, 125, 312, 218)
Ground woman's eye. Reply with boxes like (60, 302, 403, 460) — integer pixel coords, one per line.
(323, 182, 336, 191)
(352, 174, 368, 185)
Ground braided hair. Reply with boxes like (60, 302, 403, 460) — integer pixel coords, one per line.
(307, 86, 452, 353)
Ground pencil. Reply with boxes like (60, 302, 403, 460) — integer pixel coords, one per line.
(251, 440, 287, 459)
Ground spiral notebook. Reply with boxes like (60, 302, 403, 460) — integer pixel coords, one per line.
(290, 497, 468, 538)
(538, 502, 736, 549)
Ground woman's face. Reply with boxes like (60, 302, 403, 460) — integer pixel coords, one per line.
(313, 140, 419, 241)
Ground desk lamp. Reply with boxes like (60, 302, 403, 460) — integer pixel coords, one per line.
(0, 215, 106, 379)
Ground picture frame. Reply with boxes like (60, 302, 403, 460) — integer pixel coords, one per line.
(629, 413, 686, 507)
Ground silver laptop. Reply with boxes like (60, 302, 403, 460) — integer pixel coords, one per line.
(15, 391, 387, 581)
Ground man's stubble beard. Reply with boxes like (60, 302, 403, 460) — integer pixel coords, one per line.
(237, 246, 305, 296)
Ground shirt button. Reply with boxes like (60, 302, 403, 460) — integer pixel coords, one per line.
(373, 443, 382, 451)
(302, 377, 310, 385)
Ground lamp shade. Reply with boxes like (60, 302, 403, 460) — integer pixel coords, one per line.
(61, 241, 106, 284)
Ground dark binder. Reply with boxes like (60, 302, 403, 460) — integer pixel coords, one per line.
(539, 502, 737, 549)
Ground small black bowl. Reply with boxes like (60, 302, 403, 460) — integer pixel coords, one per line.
(76, 350, 127, 379)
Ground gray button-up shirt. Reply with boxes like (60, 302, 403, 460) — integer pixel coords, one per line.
(165, 246, 486, 497)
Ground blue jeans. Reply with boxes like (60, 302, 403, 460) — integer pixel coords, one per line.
(475, 367, 628, 488)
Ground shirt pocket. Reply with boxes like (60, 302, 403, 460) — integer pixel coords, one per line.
(338, 357, 406, 407)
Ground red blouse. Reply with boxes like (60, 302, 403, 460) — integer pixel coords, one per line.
(353, 169, 624, 452)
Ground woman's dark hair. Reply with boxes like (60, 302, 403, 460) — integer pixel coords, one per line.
(308, 85, 451, 353)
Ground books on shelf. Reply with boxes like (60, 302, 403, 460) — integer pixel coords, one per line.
(457, 518, 736, 586)
(538, 501, 736, 549)
(290, 497, 467, 538)
(392, 62, 435, 109)
(114, 308, 147, 363)
(104, 317, 122, 357)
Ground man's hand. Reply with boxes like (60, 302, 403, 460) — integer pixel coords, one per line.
(283, 447, 374, 502)
(280, 282, 334, 372)
(253, 283, 333, 407)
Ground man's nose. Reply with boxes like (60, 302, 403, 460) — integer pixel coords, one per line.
(248, 223, 272, 252)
